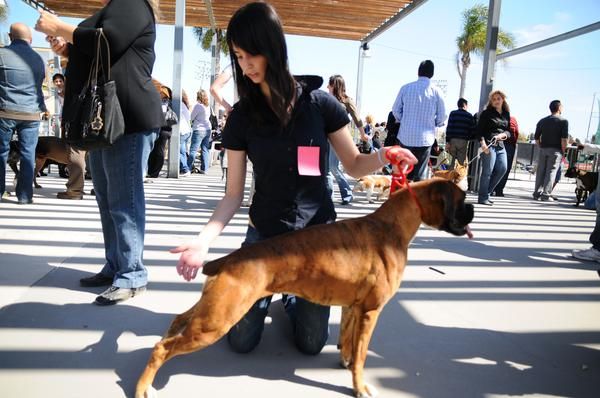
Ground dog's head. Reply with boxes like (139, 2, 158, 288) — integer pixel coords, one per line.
(411, 179, 474, 237)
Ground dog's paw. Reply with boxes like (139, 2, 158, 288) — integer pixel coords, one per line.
(356, 383, 378, 398)
(339, 357, 351, 369)
(135, 385, 157, 398)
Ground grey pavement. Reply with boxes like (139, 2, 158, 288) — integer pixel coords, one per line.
(1, 166, 599, 398)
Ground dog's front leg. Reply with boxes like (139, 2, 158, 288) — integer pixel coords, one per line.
(338, 306, 356, 369)
(351, 308, 382, 398)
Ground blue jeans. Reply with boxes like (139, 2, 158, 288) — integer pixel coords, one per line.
(179, 133, 191, 173)
(327, 145, 353, 201)
(227, 226, 331, 355)
(88, 130, 158, 288)
(399, 142, 431, 182)
(478, 145, 507, 202)
(0, 118, 39, 203)
(187, 128, 211, 172)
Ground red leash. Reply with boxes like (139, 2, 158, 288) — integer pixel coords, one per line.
(385, 147, 424, 215)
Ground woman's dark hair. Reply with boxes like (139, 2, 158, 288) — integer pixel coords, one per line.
(226, 2, 296, 126)
(328, 75, 347, 102)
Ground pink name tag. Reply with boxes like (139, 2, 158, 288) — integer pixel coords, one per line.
(297, 146, 321, 176)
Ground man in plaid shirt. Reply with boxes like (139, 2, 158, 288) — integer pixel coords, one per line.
(392, 60, 446, 181)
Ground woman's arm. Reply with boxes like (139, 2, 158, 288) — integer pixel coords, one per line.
(35, 11, 76, 43)
(329, 125, 416, 178)
(171, 149, 247, 281)
(210, 68, 233, 113)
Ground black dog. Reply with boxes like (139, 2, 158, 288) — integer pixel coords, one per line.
(564, 166, 598, 207)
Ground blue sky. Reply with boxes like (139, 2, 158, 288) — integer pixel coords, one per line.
(3, 0, 600, 140)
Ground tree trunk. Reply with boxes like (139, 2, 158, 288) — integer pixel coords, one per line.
(459, 63, 467, 99)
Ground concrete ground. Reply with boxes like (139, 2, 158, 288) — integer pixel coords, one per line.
(1, 166, 599, 398)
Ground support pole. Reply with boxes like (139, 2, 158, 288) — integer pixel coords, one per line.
(167, 0, 185, 178)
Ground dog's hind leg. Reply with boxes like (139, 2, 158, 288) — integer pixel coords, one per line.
(351, 308, 382, 398)
(135, 277, 266, 398)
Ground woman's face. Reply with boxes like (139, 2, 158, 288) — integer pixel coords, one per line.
(326, 83, 334, 95)
(491, 94, 504, 108)
(232, 44, 268, 85)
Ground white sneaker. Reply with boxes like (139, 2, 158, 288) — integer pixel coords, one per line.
(180, 171, 191, 177)
(572, 247, 600, 262)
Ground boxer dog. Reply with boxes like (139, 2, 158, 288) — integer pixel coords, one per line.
(352, 175, 392, 203)
(136, 179, 474, 398)
(8, 136, 71, 189)
(564, 166, 598, 206)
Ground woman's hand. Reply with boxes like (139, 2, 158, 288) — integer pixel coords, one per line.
(497, 132, 508, 141)
(384, 146, 418, 174)
(170, 239, 209, 281)
(46, 35, 69, 57)
(480, 141, 489, 154)
(35, 11, 63, 37)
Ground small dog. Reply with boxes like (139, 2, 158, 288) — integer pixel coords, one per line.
(564, 166, 598, 206)
(352, 175, 392, 203)
(433, 162, 468, 191)
(8, 136, 71, 189)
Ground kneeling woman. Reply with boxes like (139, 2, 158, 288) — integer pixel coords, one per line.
(171, 2, 416, 355)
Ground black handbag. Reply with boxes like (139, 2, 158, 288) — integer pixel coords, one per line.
(63, 28, 124, 150)
(164, 103, 178, 127)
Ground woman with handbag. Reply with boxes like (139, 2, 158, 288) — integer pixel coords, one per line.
(147, 85, 177, 178)
(35, 0, 164, 305)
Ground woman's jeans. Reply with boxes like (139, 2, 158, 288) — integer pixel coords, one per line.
(227, 226, 331, 355)
(88, 129, 158, 288)
(327, 145, 353, 201)
(179, 132, 191, 173)
(187, 128, 211, 172)
(0, 118, 39, 203)
(478, 145, 507, 202)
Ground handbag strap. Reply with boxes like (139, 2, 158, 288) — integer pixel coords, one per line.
(82, 28, 112, 96)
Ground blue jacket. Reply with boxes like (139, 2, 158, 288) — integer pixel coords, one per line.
(0, 39, 46, 115)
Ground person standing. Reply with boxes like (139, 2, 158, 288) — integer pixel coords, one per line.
(188, 89, 212, 174)
(392, 60, 446, 181)
(171, 2, 417, 355)
(0, 23, 46, 204)
(326, 74, 368, 205)
(572, 142, 600, 262)
(475, 90, 511, 206)
(532, 100, 568, 201)
(494, 115, 519, 197)
(445, 98, 475, 169)
(36, 0, 164, 305)
(178, 90, 193, 176)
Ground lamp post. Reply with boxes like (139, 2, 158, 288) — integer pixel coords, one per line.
(586, 92, 598, 143)
(355, 42, 370, 116)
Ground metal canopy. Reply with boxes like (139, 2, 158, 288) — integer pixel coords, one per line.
(39, 0, 417, 41)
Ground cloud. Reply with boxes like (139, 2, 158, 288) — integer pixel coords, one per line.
(514, 23, 557, 45)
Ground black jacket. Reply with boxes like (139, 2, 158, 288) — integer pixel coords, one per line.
(63, 0, 163, 135)
(476, 108, 511, 149)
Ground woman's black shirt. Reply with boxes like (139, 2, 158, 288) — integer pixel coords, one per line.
(476, 108, 511, 149)
(222, 78, 350, 238)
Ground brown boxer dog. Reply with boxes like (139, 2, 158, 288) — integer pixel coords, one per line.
(135, 179, 474, 398)
(8, 136, 71, 188)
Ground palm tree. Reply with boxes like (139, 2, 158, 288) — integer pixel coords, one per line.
(456, 4, 515, 98)
(0, 2, 8, 24)
(192, 27, 229, 85)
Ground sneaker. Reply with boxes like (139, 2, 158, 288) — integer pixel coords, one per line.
(17, 198, 33, 205)
(478, 200, 493, 206)
(341, 196, 353, 205)
(540, 195, 554, 202)
(57, 191, 83, 200)
(94, 285, 146, 306)
(180, 171, 191, 177)
(532, 192, 541, 200)
(80, 273, 113, 287)
(572, 247, 600, 262)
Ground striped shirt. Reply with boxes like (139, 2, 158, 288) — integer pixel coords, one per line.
(445, 108, 475, 140)
(392, 77, 446, 147)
